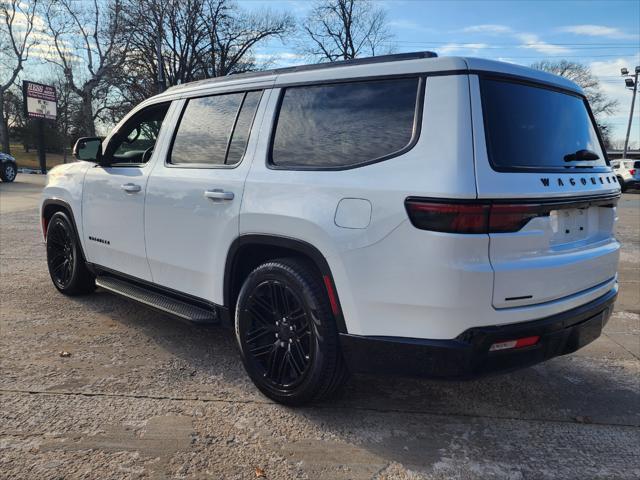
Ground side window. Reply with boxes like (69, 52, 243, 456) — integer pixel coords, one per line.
(270, 78, 420, 169)
(105, 103, 170, 165)
(170, 90, 262, 166)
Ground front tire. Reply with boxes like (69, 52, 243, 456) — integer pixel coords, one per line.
(46, 212, 95, 295)
(617, 177, 627, 192)
(1, 162, 16, 182)
(235, 258, 348, 405)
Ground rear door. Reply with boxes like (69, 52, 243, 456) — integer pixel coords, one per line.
(470, 75, 620, 308)
(144, 88, 268, 303)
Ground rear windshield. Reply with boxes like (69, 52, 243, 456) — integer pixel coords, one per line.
(480, 78, 607, 172)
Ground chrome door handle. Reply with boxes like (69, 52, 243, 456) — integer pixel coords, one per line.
(121, 183, 142, 193)
(204, 189, 234, 201)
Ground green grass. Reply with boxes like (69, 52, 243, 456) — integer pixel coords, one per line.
(9, 144, 68, 170)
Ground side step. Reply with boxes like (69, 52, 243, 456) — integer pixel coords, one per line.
(96, 275, 218, 324)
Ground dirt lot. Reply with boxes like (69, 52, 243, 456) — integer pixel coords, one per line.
(1, 174, 639, 480)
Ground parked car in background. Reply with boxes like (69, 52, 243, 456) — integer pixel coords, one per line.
(0, 153, 17, 182)
(613, 159, 639, 191)
(40, 52, 620, 405)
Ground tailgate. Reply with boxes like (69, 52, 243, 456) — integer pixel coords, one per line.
(470, 73, 621, 308)
(489, 195, 620, 308)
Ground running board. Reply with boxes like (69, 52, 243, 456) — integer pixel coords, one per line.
(96, 275, 218, 324)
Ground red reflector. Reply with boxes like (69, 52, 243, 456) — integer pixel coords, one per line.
(323, 275, 340, 316)
(489, 335, 540, 352)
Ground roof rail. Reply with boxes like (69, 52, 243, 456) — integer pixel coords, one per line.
(268, 51, 438, 76)
(166, 51, 438, 91)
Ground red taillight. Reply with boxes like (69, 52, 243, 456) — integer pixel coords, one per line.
(404, 201, 490, 234)
(405, 199, 546, 234)
(489, 204, 543, 233)
(489, 335, 540, 352)
(630, 169, 636, 175)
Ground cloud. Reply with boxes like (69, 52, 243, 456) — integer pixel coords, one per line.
(462, 24, 512, 35)
(388, 19, 437, 33)
(559, 25, 636, 39)
(438, 43, 490, 55)
(517, 33, 571, 55)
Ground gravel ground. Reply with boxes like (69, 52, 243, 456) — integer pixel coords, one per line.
(1, 174, 639, 480)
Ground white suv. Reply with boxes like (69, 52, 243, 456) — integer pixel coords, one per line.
(41, 53, 620, 405)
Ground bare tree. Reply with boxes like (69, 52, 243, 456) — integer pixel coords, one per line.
(531, 60, 618, 118)
(117, 0, 293, 106)
(44, 0, 131, 137)
(199, 1, 294, 77)
(0, 0, 38, 153)
(531, 60, 618, 149)
(301, 0, 392, 62)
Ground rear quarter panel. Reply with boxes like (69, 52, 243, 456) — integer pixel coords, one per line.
(240, 74, 481, 335)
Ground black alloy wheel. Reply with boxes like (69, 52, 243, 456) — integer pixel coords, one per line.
(244, 279, 314, 389)
(46, 212, 95, 295)
(235, 258, 348, 405)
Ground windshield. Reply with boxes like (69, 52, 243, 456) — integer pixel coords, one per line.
(480, 78, 607, 172)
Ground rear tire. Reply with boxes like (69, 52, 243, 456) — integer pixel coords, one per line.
(235, 258, 348, 405)
(46, 212, 95, 295)
(1, 162, 16, 182)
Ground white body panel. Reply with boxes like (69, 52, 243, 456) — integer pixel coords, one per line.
(144, 88, 272, 302)
(40, 54, 621, 343)
(82, 164, 152, 280)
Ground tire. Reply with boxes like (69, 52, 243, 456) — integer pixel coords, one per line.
(46, 212, 95, 295)
(617, 178, 627, 192)
(235, 258, 348, 405)
(0, 162, 16, 182)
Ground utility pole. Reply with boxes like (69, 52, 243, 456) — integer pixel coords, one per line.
(156, 24, 166, 94)
(621, 66, 639, 159)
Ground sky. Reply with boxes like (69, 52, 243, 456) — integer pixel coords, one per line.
(244, 0, 640, 147)
(6, 0, 640, 146)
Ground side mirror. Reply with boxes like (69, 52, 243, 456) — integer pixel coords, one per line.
(73, 137, 104, 163)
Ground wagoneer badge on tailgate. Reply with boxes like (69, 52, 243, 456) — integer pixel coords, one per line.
(540, 176, 618, 187)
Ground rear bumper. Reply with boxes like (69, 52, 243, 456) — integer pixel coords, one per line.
(339, 287, 617, 378)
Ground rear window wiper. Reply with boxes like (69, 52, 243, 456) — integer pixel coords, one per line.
(563, 149, 600, 162)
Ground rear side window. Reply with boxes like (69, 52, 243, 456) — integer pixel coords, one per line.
(480, 78, 607, 172)
(170, 90, 261, 166)
(271, 78, 420, 169)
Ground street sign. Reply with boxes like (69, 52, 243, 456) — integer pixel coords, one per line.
(23, 81, 57, 121)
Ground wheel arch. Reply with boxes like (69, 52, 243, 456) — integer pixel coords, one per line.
(224, 235, 347, 333)
(41, 199, 88, 261)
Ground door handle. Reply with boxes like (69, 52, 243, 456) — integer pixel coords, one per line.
(204, 189, 234, 201)
(121, 183, 142, 193)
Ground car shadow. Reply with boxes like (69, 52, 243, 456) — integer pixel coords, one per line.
(69, 289, 640, 427)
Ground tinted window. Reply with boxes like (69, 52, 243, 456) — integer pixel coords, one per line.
(171, 93, 243, 165)
(226, 91, 262, 165)
(271, 78, 419, 168)
(106, 103, 169, 165)
(480, 78, 606, 171)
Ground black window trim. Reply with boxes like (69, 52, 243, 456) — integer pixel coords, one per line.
(165, 89, 264, 170)
(478, 73, 611, 175)
(267, 74, 426, 172)
(103, 101, 172, 169)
